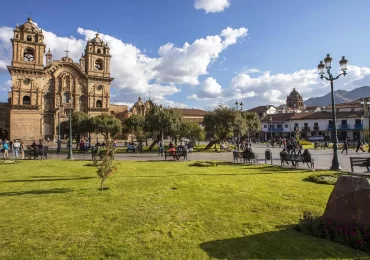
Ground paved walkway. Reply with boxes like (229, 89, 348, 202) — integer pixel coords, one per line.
(21, 144, 368, 173)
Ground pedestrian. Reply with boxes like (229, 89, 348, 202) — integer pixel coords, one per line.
(341, 139, 348, 154)
(3, 141, 9, 159)
(356, 138, 365, 153)
(158, 140, 164, 156)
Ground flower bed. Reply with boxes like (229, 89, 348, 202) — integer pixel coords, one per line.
(296, 211, 370, 252)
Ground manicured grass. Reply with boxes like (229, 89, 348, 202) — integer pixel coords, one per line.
(0, 160, 368, 259)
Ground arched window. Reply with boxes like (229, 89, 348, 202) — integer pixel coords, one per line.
(62, 93, 70, 103)
(23, 96, 31, 105)
(27, 35, 32, 41)
(44, 93, 52, 111)
(23, 48, 34, 62)
(79, 95, 85, 112)
(95, 59, 103, 70)
(96, 100, 102, 108)
(15, 34, 18, 39)
(97, 49, 101, 54)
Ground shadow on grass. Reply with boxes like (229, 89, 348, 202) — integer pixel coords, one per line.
(200, 229, 367, 260)
(3, 177, 95, 183)
(0, 188, 73, 196)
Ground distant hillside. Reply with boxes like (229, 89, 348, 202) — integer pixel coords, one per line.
(304, 86, 370, 107)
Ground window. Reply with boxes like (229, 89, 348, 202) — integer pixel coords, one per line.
(15, 34, 18, 39)
(96, 100, 102, 107)
(264, 125, 267, 128)
(314, 122, 318, 126)
(95, 59, 103, 70)
(295, 123, 298, 127)
(62, 93, 70, 103)
(23, 96, 31, 105)
(304, 123, 308, 127)
(27, 35, 32, 41)
(285, 124, 288, 128)
(97, 49, 101, 54)
(23, 48, 34, 62)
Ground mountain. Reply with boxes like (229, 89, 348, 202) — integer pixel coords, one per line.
(304, 86, 370, 107)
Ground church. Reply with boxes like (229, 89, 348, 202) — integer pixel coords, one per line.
(0, 17, 114, 141)
(0, 17, 207, 141)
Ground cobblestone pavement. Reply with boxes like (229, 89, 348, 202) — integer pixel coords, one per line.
(12, 144, 367, 173)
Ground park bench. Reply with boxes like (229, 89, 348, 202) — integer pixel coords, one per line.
(350, 157, 370, 173)
(126, 146, 138, 153)
(280, 153, 314, 169)
(24, 146, 48, 160)
(232, 151, 258, 164)
(164, 150, 187, 161)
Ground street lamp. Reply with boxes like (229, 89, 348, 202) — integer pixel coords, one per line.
(235, 101, 239, 110)
(66, 97, 74, 160)
(317, 54, 348, 170)
(361, 116, 364, 142)
(270, 116, 272, 141)
(57, 106, 61, 153)
(240, 102, 243, 111)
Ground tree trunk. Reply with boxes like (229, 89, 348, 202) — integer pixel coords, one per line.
(204, 139, 220, 150)
(101, 178, 105, 190)
(148, 139, 158, 151)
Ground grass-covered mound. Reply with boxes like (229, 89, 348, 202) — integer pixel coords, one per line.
(307, 173, 341, 185)
(0, 161, 367, 259)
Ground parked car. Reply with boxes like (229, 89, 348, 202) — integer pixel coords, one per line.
(308, 135, 324, 141)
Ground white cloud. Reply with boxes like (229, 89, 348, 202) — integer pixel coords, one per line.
(153, 27, 247, 85)
(0, 21, 246, 106)
(228, 66, 370, 109)
(0, 79, 11, 91)
(194, 0, 231, 13)
(188, 77, 223, 99)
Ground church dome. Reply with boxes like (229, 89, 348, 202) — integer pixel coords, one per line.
(289, 88, 301, 97)
(134, 97, 143, 107)
(18, 18, 39, 32)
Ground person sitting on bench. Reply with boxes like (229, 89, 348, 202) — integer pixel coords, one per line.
(280, 148, 292, 166)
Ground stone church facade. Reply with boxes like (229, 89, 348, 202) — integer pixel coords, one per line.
(0, 17, 114, 141)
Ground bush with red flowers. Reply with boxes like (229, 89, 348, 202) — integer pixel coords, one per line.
(296, 211, 370, 252)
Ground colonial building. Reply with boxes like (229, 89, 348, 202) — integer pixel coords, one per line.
(1, 17, 113, 141)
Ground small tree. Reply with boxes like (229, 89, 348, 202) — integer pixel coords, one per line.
(90, 114, 122, 190)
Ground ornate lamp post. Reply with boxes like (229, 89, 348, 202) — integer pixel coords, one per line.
(317, 54, 348, 170)
(66, 98, 74, 160)
(57, 106, 61, 153)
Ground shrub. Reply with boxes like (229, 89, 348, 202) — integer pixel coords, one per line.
(308, 174, 338, 185)
(190, 161, 217, 167)
(299, 140, 313, 145)
(296, 211, 370, 252)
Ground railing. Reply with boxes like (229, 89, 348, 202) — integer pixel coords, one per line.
(338, 124, 350, 130)
(301, 127, 310, 131)
(354, 124, 363, 130)
(327, 125, 333, 130)
(313, 126, 319, 131)
(269, 128, 284, 132)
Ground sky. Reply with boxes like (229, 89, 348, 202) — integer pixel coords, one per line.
(1, 0, 370, 110)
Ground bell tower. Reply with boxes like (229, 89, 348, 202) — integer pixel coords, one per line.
(10, 17, 46, 70)
(84, 33, 111, 78)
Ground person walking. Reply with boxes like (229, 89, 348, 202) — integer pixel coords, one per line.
(356, 138, 365, 153)
(3, 141, 9, 159)
(341, 139, 348, 154)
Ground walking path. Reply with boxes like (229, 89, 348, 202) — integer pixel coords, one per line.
(36, 144, 369, 173)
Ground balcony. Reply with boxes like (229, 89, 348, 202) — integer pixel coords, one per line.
(327, 125, 333, 130)
(269, 127, 284, 132)
(354, 124, 363, 130)
(313, 126, 320, 131)
(338, 124, 351, 130)
(301, 126, 310, 132)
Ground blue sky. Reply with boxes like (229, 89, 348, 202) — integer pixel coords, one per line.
(1, 0, 370, 110)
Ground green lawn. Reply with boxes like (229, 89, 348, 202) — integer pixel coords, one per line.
(0, 160, 368, 259)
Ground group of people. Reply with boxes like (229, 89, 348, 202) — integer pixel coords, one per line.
(1, 139, 25, 159)
(280, 148, 312, 166)
(157, 140, 193, 157)
(341, 138, 366, 154)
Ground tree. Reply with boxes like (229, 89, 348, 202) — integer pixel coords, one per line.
(180, 121, 205, 143)
(123, 115, 147, 145)
(144, 105, 182, 150)
(203, 107, 236, 150)
(90, 114, 122, 190)
(59, 111, 90, 148)
(243, 111, 261, 142)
